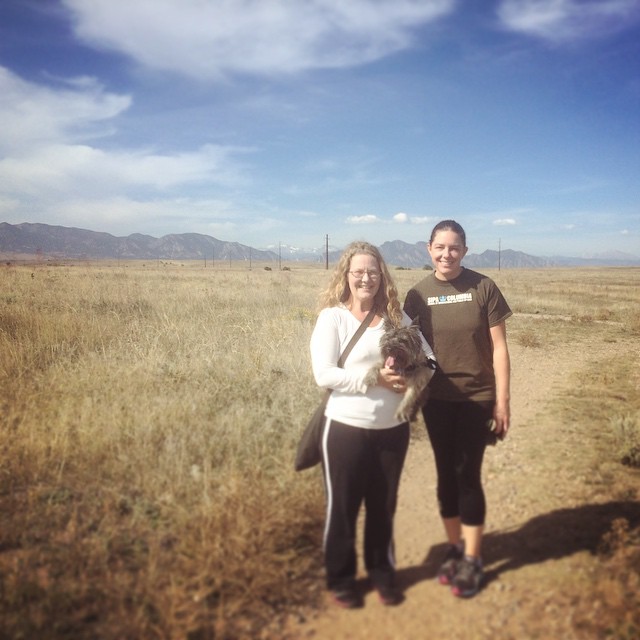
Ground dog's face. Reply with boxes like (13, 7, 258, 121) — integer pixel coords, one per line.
(379, 321, 424, 372)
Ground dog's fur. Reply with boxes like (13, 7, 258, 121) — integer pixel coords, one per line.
(364, 319, 436, 422)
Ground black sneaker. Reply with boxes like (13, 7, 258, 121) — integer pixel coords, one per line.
(375, 584, 404, 606)
(330, 586, 363, 609)
(437, 544, 463, 585)
(451, 556, 484, 598)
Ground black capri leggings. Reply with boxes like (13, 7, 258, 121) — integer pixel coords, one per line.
(422, 399, 493, 526)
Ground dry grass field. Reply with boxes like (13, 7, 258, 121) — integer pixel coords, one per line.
(1, 262, 639, 639)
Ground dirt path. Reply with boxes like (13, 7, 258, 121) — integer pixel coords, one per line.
(285, 327, 640, 639)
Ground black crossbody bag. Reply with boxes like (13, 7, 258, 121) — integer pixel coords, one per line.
(294, 308, 376, 471)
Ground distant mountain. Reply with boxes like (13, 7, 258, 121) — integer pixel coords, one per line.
(546, 251, 640, 267)
(377, 242, 556, 269)
(1, 222, 639, 267)
(462, 249, 553, 269)
(0, 222, 278, 263)
(378, 241, 640, 269)
(378, 240, 431, 269)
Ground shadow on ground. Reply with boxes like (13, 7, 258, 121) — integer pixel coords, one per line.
(396, 500, 640, 591)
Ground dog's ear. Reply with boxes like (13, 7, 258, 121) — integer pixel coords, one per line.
(382, 316, 394, 331)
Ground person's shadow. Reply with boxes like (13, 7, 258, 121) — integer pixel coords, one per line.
(395, 500, 640, 590)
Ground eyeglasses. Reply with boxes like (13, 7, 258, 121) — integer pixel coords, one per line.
(348, 269, 381, 281)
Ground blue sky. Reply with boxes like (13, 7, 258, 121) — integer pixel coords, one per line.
(0, 0, 639, 257)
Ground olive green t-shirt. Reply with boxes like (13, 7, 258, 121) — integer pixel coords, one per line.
(403, 268, 512, 402)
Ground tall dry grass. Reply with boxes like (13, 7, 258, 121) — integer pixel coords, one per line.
(0, 263, 329, 639)
(1, 262, 639, 638)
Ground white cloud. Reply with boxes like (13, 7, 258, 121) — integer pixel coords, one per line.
(0, 66, 130, 153)
(493, 218, 516, 225)
(346, 214, 379, 224)
(36, 195, 242, 237)
(345, 212, 433, 226)
(0, 195, 20, 213)
(0, 65, 255, 236)
(0, 66, 249, 176)
(497, 0, 640, 42)
(62, 0, 455, 79)
(0, 143, 247, 197)
(410, 216, 433, 224)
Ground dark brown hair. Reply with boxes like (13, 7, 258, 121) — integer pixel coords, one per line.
(429, 219, 466, 247)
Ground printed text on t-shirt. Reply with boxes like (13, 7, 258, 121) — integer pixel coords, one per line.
(427, 293, 473, 305)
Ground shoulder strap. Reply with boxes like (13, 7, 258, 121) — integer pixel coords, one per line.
(337, 307, 377, 368)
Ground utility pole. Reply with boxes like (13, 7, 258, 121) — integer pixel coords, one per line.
(325, 234, 329, 270)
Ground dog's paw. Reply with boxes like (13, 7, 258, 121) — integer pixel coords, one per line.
(394, 408, 414, 423)
(363, 366, 380, 387)
(394, 399, 413, 423)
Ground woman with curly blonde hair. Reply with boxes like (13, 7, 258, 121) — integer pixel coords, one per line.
(317, 241, 403, 327)
(310, 240, 435, 609)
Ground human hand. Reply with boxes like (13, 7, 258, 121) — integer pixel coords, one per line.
(379, 367, 406, 393)
(493, 404, 510, 439)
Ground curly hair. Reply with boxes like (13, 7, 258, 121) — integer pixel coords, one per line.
(317, 241, 403, 326)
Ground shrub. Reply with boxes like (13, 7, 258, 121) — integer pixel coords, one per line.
(516, 328, 541, 348)
(611, 413, 640, 467)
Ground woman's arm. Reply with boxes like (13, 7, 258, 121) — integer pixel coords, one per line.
(490, 321, 511, 437)
(310, 309, 371, 394)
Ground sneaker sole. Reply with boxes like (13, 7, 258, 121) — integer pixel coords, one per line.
(451, 582, 483, 598)
(377, 592, 403, 606)
(331, 593, 362, 609)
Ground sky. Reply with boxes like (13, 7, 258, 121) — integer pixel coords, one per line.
(0, 0, 639, 258)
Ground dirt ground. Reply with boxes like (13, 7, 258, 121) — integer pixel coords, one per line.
(284, 328, 640, 639)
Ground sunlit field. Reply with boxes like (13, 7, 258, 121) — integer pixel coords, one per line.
(1, 261, 639, 638)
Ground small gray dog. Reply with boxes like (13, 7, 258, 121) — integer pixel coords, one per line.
(365, 319, 436, 422)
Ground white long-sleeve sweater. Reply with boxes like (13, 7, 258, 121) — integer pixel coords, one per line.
(309, 306, 435, 429)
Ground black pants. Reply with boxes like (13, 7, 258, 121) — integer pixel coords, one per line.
(422, 399, 492, 526)
(321, 419, 409, 591)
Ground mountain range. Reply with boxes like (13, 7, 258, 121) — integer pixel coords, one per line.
(1, 222, 639, 268)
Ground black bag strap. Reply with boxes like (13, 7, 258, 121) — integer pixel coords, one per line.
(322, 307, 377, 400)
(337, 307, 377, 368)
